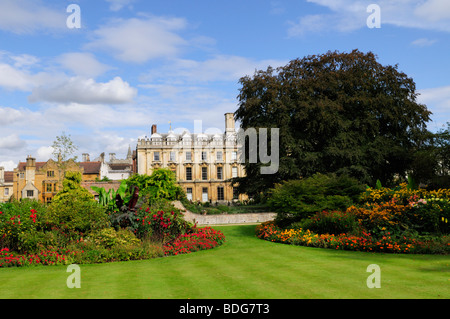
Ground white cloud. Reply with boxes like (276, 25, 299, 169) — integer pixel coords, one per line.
(288, 0, 450, 36)
(86, 16, 188, 63)
(105, 0, 135, 11)
(415, 0, 450, 22)
(0, 134, 27, 150)
(28, 76, 137, 105)
(0, 161, 16, 171)
(0, 107, 25, 125)
(0, 53, 66, 92)
(57, 52, 112, 78)
(417, 85, 450, 130)
(411, 38, 438, 47)
(11, 54, 40, 68)
(36, 146, 55, 161)
(0, 63, 34, 91)
(142, 55, 286, 84)
(0, 0, 66, 34)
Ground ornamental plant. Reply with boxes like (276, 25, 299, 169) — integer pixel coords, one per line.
(135, 207, 193, 243)
(164, 227, 225, 256)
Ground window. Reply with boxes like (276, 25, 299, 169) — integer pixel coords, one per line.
(186, 151, 192, 161)
(19, 173, 24, 179)
(201, 151, 207, 161)
(4, 188, 9, 196)
(202, 187, 208, 202)
(47, 171, 55, 177)
(217, 187, 224, 201)
(169, 151, 176, 162)
(217, 166, 223, 180)
(202, 167, 208, 180)
(46, 183, 53, 192)
(186, 167, 192, 180)
(154, 152, 160, 161)
(216, 151, 223, 161)
(232, 166, 238, 178)
(231, 151, 237, 161)
(186, 188, 193, 201)
(27, 190, 34, 197)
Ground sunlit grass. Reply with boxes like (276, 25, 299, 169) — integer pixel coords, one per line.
(0, 225, 448, 299)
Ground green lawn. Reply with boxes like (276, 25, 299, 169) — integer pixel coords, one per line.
(0, 225, 448, 299)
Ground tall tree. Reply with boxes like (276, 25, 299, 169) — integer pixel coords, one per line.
(234, 50, 432, 197)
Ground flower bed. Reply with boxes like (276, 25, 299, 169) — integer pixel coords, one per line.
(256, 183, 450, 254)
(163, 227, 226, 256)
(0, 201, 225, 267)
(256, 221, 449, 254)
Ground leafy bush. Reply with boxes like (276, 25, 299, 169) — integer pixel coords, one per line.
(126, 169, 184, 200)
(134, 206, 193, 243)
(1, 172, 224, 267)
(297, 210, 360, 235)
(46, 190, 109, 237)
(0, 199, 47, 252)
(268, 173, 365, 226)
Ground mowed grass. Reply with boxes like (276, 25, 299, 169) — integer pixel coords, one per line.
(0, 225, 448, 299)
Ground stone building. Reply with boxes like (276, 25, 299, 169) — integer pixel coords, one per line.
(12, 156, 102, 203)
(0, 167, 14, 203)
(136, 113, 246, 203)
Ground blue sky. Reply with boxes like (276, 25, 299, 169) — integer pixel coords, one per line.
(0, 0, 449, 170)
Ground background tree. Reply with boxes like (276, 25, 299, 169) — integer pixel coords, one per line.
(51, 132, 79, 189)
(234, 50, 432, 197)
(52, 131, 78, 162)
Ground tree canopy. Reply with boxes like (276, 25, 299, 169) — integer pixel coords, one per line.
(234, 49, 432, 197)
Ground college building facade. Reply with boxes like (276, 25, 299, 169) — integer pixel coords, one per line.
(136, 113, 246, 203)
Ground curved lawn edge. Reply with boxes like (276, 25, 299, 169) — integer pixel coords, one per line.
(256, 221, 450, 255)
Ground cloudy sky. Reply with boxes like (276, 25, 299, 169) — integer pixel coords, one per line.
(0, 0, 449, 170)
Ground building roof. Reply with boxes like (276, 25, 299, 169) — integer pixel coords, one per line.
(79, 162, 102, 174)
(3, 171, 13, 183)
(17, 160, 102, 175)
(108, 163, 132, 171)
(17, 162, 47, 171)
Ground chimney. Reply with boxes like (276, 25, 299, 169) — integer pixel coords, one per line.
(82, 153, 90, 162)
(109, 153, 116, 162)
(0, 167, 4, 184)
(151, 124, 157, 135)
(26, 155, 36, 168)
(225, 113, 235, 133)
(25, 155, 36, 183)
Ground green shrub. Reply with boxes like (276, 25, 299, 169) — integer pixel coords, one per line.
(126, 169, 184, 200)
(0, 199, 47, 252)
(86, 228, 141, 248)
(268, 173, 365, 226)
(297, 210, 360, 235)
(46, 189, 109, 238)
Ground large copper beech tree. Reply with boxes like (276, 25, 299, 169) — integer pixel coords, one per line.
(233, 50, 432, 197)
